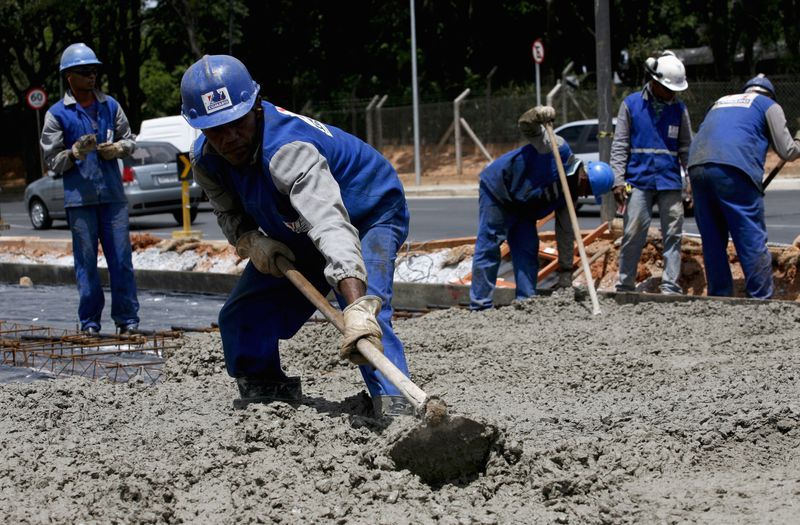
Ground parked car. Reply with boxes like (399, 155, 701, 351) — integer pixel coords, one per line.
(24, 140, 202, 230)
(554, 119, 692, 216)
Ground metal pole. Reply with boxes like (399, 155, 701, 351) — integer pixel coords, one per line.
(410, 0, 422, 185)
(595, 0, 616, 223)
(35, 109, 45, 176)
(375, 94, 388, 152)
(454, 88, 470, 176)
(459, 117, 493, 162)
(535, 63, 541, 106)
(365, 95, 379, 145)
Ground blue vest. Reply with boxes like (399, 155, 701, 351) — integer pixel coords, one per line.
(625, 91, 684, 191)
(688, 93, 774, 190)
(46, 95, 126, 207)
(480, 142, 573, 219)
(194, 101, 405, 245)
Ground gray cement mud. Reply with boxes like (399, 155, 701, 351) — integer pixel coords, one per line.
(1, 292, 800, 523)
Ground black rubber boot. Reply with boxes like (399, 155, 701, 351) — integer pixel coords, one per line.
(372, 395, 415, 418)
(232, 376, 302, 409)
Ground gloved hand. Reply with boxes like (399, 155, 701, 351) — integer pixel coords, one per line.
(530, 105, 556, 124)
(235, 230, 295, 277)
(96, 141, 126, 160)
(340, 295, 383, 365)
(612, 185, 628, 210)
(71, 134, 97, 161)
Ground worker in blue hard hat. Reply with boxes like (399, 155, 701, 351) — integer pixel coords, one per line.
(39, 43, 139, 336)
(688, 74, 800, 299)
(180, 55, 412, 417)
(468, 105, 614, 310)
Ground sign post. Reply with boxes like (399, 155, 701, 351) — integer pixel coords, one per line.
(172, 152, 202, 239)
(531, 39, 545, 106)
(26, 87, 48, 176)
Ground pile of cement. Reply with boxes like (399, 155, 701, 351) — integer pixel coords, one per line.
(1, 293, 799, 523)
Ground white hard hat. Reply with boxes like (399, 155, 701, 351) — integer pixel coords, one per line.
(645, 51, 688, 92)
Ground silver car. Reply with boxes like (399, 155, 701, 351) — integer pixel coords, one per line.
(24, 141, 202, 230)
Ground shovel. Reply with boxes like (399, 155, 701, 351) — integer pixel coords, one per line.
(275, 254, 497, 485)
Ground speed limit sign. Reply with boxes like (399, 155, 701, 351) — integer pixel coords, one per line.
(531, 39, 545, 65)
(25, 87, 48, 111)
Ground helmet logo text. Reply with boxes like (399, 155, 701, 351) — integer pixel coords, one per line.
(202, 87, 233, 114)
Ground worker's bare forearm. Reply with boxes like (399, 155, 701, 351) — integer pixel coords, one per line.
(338, 277, 367, 305)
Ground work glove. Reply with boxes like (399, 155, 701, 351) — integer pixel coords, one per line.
(96, 141, 127, 160)
(612, 185, 628, 211)
(71, 134, 97, 161)
(340, 295, 383, 366)
(235, 230, 295, 277)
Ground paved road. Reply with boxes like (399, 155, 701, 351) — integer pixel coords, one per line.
(2, 190, 799, 244)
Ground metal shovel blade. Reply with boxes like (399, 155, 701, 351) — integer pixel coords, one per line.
(388, 415, 497, 486)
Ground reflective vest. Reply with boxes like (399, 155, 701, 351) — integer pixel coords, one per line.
(624, 91, 684, 191)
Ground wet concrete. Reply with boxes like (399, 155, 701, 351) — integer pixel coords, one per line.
(1, 292, 799, 522)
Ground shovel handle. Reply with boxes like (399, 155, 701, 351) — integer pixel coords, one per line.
(275, 255, 429, 411)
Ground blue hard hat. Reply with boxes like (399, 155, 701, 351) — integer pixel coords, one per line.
(180, 55, 261, 129)
(743, 74, 776, 99)
(60, 43, 102, 72)
(586, 161, 614, 203)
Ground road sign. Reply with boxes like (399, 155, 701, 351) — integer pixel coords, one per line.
(25, 87, 47, 111)
(176, 152, 192, 181)
(532, 39, 545, 65)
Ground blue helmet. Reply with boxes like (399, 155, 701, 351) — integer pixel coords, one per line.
(60, 43, 102, 72)
(743, 74, 776, 100)
(586, 161, 614, 203)
(180, 55, 261, 129)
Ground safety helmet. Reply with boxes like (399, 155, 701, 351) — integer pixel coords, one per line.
(743, 74, 776, 99)
(60, 43, 102, 72)
(586, 161, 614, 203)
(644, 51, 688, 92)
(180, 55, 261, 129)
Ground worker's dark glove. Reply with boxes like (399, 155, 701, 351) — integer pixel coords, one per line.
(71, 134, 97, 161)
(96, 141, 127, 160)
(235, 230, 295, 277)
(340, 295, 383, 366)
(612, 185, 628, 210)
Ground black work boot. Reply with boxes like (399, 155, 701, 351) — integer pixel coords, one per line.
(232, 376, 302, 409)
(372, 395, 415, 418)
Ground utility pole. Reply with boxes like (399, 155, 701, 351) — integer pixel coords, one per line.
(410, 0, 422, 185)
(595, 0, 615, 223)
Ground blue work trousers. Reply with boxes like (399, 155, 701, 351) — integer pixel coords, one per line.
(218, 217, 411, 399)
(66, 202, 139, 331)
(616, 187, 684, 294)
(689, 163, 773, 299)
(470, 187, 540, 310)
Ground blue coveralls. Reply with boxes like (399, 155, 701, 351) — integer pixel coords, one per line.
(688, 93, 777, 299)
(193, 103, 410, 399)
(45, 94, 139, 331)
(469, 141, 574, 310)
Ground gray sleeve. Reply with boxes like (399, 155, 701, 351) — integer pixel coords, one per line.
(269, 141, 367, 288)
(191, 152, 258, 246)
(610, 101, 631, 186)
(765, 104, 800, 161)
(40, 111, 73, 173)
(678, 106, 693, 168)
(554, 205, 574, 271)
(112, 105, 136, 157)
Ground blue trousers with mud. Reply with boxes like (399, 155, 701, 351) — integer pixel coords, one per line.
(219, 210, 411, 399)
(66, 202, 139, 331)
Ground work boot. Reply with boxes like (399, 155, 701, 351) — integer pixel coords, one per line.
(233, 376, 302, 409)
(82, 326, 100, 336)
(117, 323, 139, 335)
(373, 395, 415, 418)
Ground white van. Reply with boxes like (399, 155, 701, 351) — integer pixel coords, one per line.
(137, 115, 201, 154)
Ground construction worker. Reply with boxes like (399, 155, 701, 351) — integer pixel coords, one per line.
(39, 43, 139, 335)
(469, 106, 614, 310)
(611, 51, 693, 294)
(687, 75, 800, 299)
(180, 55, 412, 417)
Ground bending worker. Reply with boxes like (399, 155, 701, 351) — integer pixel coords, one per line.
(469, 106, 614, 310)
(40, 43, 139, 335)
(181, 55, 412, 417)
(687, 75, 800, 299)
(611, 51, 693, 295)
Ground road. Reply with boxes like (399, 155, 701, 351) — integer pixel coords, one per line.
(2, 190, 799, 244)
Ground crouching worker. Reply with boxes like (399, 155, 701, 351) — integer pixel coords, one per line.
(180, 55, 412, 417)
(469, 106, 614, 310)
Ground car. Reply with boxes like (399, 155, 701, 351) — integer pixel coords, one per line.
(554, 119, 693, 216)
(24, 141, 203, 230)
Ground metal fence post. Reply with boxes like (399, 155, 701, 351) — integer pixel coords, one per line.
(365, 95, 379, 145)
(454, 88, 470, 176)
(375, 94, 388, 151)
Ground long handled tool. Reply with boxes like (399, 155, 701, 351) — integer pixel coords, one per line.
(544, 122, 602, 315)
(762, 159, 786, 191)
(274, 255, 497, 485)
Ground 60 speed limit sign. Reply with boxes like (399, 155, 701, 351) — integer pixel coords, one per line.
(25, 87, 48, 111)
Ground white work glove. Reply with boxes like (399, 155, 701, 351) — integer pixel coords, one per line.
(235, 231, 295, 277)
(340, 295, 383, 366)
(96, 141, 127, 160)
(71, 134, 97, 161)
